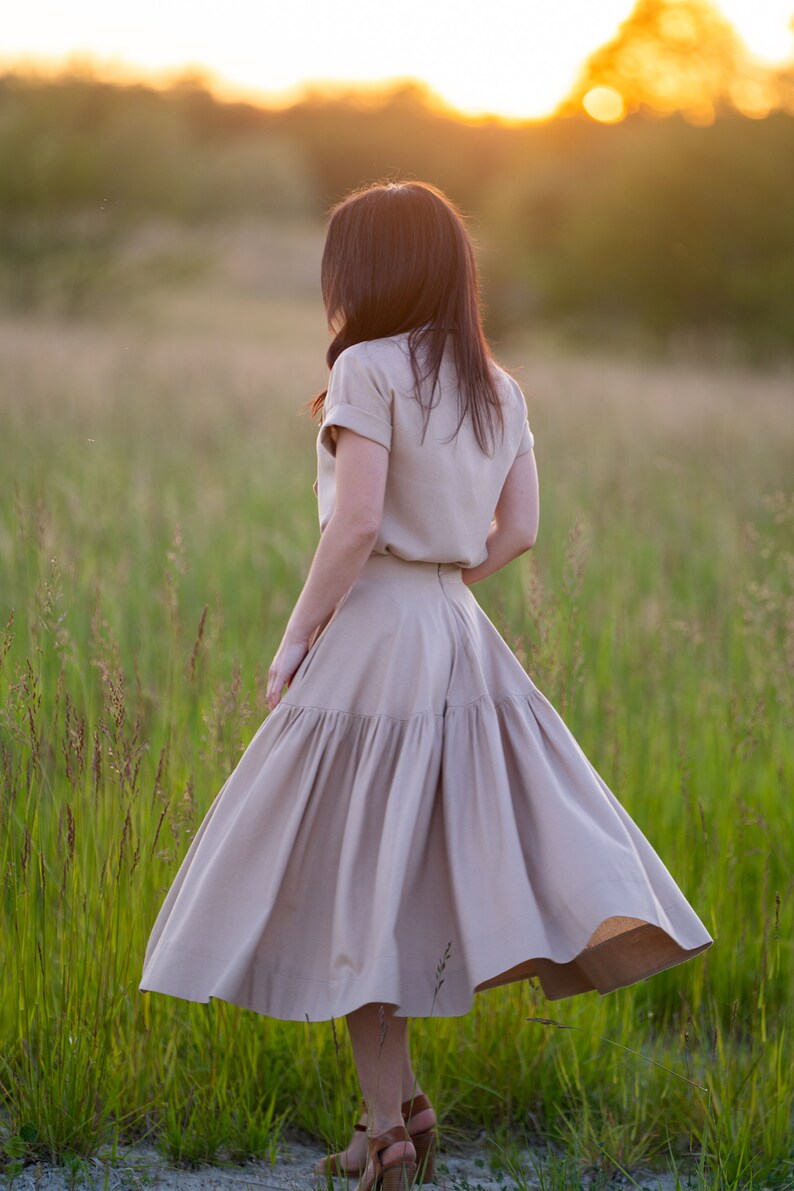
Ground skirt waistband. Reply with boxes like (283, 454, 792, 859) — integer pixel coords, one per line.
(361, 552, 463, 585)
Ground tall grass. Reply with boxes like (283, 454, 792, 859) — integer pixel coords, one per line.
(0, 228, 792, 1186)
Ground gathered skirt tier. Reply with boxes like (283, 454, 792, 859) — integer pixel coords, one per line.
(140, 553, 712, 1020)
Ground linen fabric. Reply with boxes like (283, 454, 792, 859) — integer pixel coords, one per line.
(316, 335, 534, 570)
(140, 335, 713, 1021)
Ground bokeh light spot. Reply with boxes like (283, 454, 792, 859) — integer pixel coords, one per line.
(730, 78, 774, 119)
(582, 85, 626, 123)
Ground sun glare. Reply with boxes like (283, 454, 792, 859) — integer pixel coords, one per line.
(0, 0, 636, 122)
(718, 0, 794, 63)
(0, 0, 792, 122)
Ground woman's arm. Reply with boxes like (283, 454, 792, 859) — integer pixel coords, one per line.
(461, 448, 539, 586)
(266, 428, 389, 710)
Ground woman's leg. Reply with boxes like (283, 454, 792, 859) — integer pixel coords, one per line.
(314, 1015, 434, 1174)
(345, 1003, 415, 1187)
(345, 1003, 408, 1133)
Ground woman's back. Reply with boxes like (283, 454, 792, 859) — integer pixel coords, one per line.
(316, 333, 534, 569)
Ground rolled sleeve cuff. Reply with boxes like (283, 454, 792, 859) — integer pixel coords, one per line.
(515, 421, 535, 457)
(320, 403, 393, 456)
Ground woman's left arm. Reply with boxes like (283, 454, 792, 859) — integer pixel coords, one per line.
(266, 428, 389, 710)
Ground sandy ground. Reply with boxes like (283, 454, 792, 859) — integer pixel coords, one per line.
(6, 1134, 683, 1191)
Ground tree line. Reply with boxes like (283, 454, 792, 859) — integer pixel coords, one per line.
(1, 72, 793, 349)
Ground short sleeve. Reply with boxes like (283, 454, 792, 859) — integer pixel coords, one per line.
(504, 374, 534, 459)
(319, 347, 393, 457)
(515, 420, 535, 457)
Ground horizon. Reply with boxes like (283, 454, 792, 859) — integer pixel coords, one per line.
(2, 0, 793, 123)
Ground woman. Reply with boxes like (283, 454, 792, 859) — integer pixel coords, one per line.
(140, 181, 712, 1191)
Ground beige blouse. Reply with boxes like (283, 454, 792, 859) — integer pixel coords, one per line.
(316, 333, 534, 569)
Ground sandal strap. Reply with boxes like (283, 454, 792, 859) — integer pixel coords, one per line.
(369, 1123, 410, 1162)
(322, 1153, 356, 1175)
(401, 1093, 433, 1118)
(355, 1094, 433, 1134)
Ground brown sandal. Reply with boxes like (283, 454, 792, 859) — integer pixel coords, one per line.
(315, 1097, 368, 1177)
(399, 1094, 437, 1184)
(318, 1095, 437, 1182)
(361, 1124, 417, 1191)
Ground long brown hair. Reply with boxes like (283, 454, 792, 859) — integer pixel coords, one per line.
(311, 180, 504, 454)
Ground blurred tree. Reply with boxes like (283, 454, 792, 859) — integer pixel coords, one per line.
(0, 73, 317, 311)
(2, 69, 794, 347)
(274, 81, 514, 209)
(0, 74, 316, 219)
(560, 0, 776, 125)
(488, 114, 794, 348)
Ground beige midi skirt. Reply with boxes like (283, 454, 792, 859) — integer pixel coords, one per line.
(140, 553, 713, 1020)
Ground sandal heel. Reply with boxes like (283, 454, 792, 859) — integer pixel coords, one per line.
(412, 1130, 436, 1183)
(381, 1160, 417, 1191)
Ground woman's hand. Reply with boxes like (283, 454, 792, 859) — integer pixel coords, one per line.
(266, 633, 310, 711)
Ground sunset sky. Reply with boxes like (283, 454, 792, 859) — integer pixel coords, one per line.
(2, 0, 793, 120)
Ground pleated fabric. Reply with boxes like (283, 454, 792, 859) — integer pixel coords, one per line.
(140, 553, 712, 1020)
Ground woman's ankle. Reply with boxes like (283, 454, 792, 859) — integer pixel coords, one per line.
(368, 1114, 410, 1141)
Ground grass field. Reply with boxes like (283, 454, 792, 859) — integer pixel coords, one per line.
(0, 219, 792, 1188)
